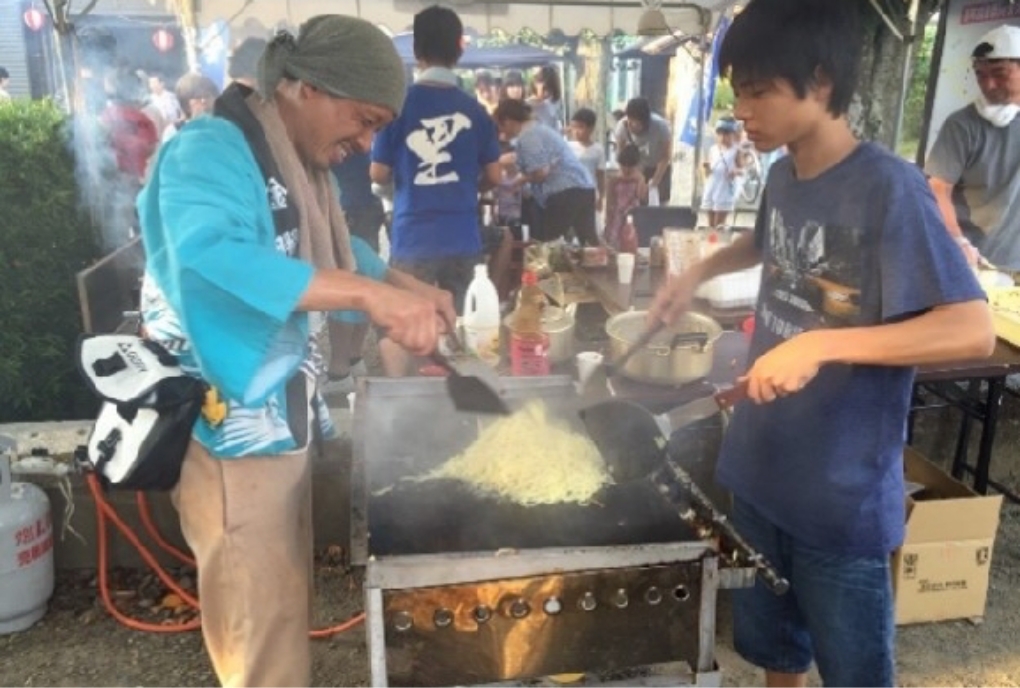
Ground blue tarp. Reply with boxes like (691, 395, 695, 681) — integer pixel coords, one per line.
(680, 14, 730, 147)
(391, 33, 561, 69)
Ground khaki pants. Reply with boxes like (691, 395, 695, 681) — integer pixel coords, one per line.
(173, 441, 313, 687)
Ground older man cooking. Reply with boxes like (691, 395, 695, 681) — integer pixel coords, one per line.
(137, 16, 453, 686)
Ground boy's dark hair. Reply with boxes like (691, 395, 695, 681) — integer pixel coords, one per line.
(229, 37, 267, 80)
(624, 97, 651, 126)
(534, 65, 561, 102)
(571, 107, 596, 129)
(493, 98, 532, 123)
(475, 71, 495, 89)
(413, 5, 463, 67)
(0, 67, 9, 80)
(715, 118, 738, 134)
(176, 73, 220, 118)
(504, 70, 524, 87)
(617, 143, 641, 168)
(718, 0, 862, 117)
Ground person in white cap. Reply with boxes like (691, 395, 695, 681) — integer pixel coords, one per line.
(926, 25, 1020, 269)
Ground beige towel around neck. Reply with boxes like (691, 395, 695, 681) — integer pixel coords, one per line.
(247, 92, 355, 275)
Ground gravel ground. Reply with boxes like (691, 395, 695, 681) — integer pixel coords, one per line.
(2, 501, 1018, 688)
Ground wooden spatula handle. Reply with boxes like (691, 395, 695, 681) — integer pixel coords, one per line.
(715, 381, 749, 410)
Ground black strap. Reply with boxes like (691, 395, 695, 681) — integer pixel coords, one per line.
(212, 84, 308, 446)
(213, 84, 301, 246)
(93, 427, 123, 479)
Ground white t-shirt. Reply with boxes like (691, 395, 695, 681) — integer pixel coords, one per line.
(150, 90, 182, 126)
(568, 140, 606, 183)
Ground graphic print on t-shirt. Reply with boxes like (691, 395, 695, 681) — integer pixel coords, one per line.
(406, 113, 473, 185)
(761, 207, 865, 340)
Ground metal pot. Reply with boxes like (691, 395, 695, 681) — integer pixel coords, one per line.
(606, 310, 722, 385)
(503, 303, 576, 364)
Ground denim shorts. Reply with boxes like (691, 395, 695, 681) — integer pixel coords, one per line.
(390, 255, 481, 317)
(730, 498, 896, 687)
(480, 224, 507, 257)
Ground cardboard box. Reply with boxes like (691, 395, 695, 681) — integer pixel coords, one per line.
(893, 447, 1002, 625)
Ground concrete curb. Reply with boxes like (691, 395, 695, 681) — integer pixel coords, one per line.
(2, 412, 354, 570)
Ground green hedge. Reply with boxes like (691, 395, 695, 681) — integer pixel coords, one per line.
(0, 99, 101, 422)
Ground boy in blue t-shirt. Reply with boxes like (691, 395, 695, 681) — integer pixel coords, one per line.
(370, 4, 501, 375)
(370, 5, 500, 306)
(649, 1, 994, 686)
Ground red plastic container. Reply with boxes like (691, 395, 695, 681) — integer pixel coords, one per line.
(741, 316, 756, 341)
(510, 332, 551, 376)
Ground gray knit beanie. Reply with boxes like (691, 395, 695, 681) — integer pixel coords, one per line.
(258, 15, 406, 116)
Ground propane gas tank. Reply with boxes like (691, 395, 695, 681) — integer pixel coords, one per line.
(0, 436, 55, 634)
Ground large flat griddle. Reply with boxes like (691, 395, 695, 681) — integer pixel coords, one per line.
(352, 377, 721, 559)
(367, 476, 696, 556)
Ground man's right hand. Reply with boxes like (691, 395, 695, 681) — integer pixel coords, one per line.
(366, 284, 440, 356)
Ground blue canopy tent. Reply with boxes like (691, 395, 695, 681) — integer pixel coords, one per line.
(391, 33, 563, 69)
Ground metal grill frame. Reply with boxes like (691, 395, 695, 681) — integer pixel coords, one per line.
(362, 545, 725, 687)
(350, 376, 752, 686)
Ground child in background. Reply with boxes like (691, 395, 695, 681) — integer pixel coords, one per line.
(568, 108, 606, 209)
(495, 155, 524, 231)
(528, 64, 564, 132)
(500, 70, 526, 101)
(604, 144, 647, 249)
(701, 119, 743, 228)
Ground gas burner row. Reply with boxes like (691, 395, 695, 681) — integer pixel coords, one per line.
(390, 583, 694, 632)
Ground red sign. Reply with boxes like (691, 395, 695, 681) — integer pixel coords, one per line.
(961, 1, 1020, 24)
(12, 514, 53, 568)
(23, 7, 45, 31)
(152, 28, 175, 53)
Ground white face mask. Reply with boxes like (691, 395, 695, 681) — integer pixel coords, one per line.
(975, 93, 1020, 127)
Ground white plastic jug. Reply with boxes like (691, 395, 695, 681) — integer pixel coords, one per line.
(463, 264, 501, 366)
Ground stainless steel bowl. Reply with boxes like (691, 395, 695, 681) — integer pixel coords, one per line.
(502, 304, 576, 364)
(605, 310, 723, 385)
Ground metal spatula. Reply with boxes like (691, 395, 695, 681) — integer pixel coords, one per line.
(427, 350, 510, 416)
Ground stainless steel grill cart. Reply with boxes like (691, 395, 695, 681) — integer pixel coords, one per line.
(351, 376, 754, 687)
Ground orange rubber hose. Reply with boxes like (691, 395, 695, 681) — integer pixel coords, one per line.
(87, 473, 201, 632)
(136, 492, 195, 567)
(86, 473, 365, 637)
(309, 613, 366, 638)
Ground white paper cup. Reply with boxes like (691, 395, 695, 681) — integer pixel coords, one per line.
(617, 252, 636, 284)
(576, 351, 604, 386)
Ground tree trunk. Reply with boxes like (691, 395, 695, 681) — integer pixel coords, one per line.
(850, 0, 940, 148)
